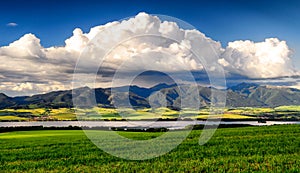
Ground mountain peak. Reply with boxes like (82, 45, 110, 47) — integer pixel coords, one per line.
(150, 83, 177, 90)
(229, 82, 259, 91)
(0, 93, 9, 99)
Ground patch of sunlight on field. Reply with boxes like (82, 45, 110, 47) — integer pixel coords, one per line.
(181, 110, 199, 114)
(118, 110, 159, 119)
(0, 116, 29, 121)
(50, 108, 74, 114)
(196, 114, 254, 119)
(97, 107, 118, 114)
(50, 114, 77, 120)
(1, 108, 45, 115)
(49, 108, 76, 120)
(251, 108, 274, 113)
(225, 107, 275, 116)
(198, 111, 209, 115)
(275, 105, 300, 112)
(222, 114, 254, 119)
(139, 108, 152, 112)
(152, 107, 179, 117)
(227, 109, 244, 114)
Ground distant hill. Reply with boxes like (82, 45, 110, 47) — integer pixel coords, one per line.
(1, 82, 300, 109)
(0, 93, 15, 109)
(227, 83, 300, 107)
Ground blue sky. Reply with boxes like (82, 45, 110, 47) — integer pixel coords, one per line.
(1, 0, 300, 96)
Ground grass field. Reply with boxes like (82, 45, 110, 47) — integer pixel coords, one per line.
(0, 125, 299, 172)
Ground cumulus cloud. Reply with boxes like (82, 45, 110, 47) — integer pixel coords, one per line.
(0, 34, 45, 58)
(0, 12, 298, 96)
(6, 22, 18, 27)
(219, 38, 298, 78)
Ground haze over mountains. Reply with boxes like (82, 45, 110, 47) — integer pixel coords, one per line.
(0, 83, 300, 109)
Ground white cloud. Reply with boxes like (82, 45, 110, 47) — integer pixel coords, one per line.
(65, 28, 89, 52)
(0, 12, 298, 96)
(0, 34, 45, 58)
(6, 22, 18, 27)
(219, 38, 298, 78)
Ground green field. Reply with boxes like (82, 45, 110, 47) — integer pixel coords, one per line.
(0, 125, 299, 172)
(1, 105, 300, 121)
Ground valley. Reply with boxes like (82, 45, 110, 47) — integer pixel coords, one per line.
(0, 106, 299, 122)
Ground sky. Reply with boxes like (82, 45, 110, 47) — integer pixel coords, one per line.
(1, 0, 300, 96)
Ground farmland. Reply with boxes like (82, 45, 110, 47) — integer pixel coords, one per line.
(0, 125, 299, 172)
(0, 106, 300, 121)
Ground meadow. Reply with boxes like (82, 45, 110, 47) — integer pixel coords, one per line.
(0, 105, 300, 121)
(0, 125, 299, 172)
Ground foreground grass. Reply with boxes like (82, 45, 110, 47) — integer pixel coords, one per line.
(0, 125, 299, 172)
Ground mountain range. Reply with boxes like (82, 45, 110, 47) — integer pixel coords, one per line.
(0, 83, 300, 109)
